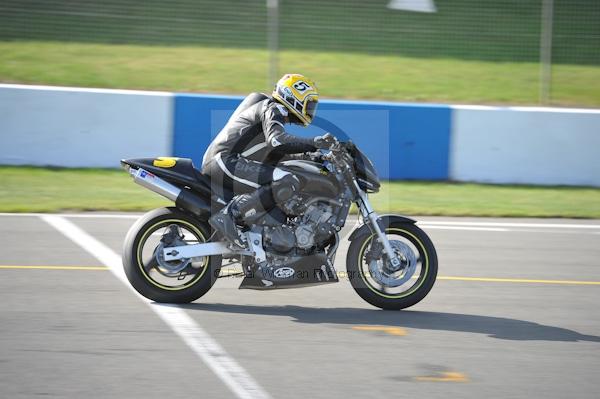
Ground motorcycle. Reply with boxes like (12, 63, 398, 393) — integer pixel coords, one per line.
(121, 139, 437, 310)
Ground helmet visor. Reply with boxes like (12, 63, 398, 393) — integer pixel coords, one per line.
(305, 97, 318, 122)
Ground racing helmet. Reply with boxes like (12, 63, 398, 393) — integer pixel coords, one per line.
(272, 74, 319, 126)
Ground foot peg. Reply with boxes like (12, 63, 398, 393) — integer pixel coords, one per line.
(209, 206, 245, 248)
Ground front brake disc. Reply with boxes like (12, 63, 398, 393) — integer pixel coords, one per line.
(368, 240, 417, 287)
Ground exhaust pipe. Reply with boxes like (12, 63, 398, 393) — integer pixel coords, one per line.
(130, 167, 181, 201)
(129, 167, 211, 217)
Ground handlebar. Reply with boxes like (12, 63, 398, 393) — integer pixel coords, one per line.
(307, 137, 354, 164)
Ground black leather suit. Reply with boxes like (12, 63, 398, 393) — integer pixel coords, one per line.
(201, 92, 317, 202)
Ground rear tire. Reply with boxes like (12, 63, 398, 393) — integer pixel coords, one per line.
(347, 221, 437, 310)
(122, 207, 221, 303)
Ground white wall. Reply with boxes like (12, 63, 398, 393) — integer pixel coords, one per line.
(451, 106, 600, 187)
(0, 84, 172, 168)
(2, 84, 600, 187)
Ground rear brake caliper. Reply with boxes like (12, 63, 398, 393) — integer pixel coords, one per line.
(161, 224, 184, 246)
(154, 224, 192, 276)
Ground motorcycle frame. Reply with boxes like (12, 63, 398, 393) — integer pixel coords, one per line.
(128, 145, 400, 267)
(162, 185, 399, 267)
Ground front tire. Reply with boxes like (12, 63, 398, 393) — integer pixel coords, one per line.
(347, 220, 437, 310)
(122, 207, 221, 303)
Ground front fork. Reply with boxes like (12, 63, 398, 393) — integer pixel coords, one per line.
(355, 184, 401, 269)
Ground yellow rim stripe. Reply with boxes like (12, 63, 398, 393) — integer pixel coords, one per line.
(136, 219, 208, 291)
(0, 265, 108, 270)
(357, 227, 430, 299)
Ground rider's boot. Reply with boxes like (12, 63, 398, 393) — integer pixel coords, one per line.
(209, 187, 274, 247)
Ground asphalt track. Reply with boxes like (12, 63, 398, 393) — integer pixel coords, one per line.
(1, 213, 599, 398)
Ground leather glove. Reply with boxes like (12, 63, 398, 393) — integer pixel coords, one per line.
(313, 133, 337, 149)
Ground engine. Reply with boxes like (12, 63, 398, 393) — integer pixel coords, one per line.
(262, 200, 337, 255)
(294, 202, 336, 249)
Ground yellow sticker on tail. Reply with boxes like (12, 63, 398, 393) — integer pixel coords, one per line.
(153, 157, 177, 168)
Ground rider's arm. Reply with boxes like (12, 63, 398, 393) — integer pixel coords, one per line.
(263, 103, 317, 154)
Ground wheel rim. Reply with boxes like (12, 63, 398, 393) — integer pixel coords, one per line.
(136, 219, 209, 291)
(357, 227, 429, 299)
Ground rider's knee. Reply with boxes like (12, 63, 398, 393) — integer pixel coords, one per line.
(272, 169, 300, 204)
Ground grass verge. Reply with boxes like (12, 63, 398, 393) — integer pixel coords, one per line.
(1, 167, 599, 218)
(1, 41, 599, 106)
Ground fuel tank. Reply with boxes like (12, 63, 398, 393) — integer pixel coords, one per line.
(279, 160, 340, 198)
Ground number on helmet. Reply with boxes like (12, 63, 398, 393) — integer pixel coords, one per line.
(293, 81, 312, 93)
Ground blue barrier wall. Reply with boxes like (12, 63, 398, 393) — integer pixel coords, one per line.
(173, 93, 452, 180)
(4, 84, 598, 186)
(172, 93, 242, 166)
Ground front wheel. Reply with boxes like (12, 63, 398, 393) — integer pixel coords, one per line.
(122, 207, 221, 303)
(347, 220, 437, 310)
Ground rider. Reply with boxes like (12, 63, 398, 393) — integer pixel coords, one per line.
(201, 73, 335, 246)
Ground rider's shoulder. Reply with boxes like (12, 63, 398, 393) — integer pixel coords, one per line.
(245, 92, 269, 103)
(237, 92, 268, 111)
(263, 97, 289, 119)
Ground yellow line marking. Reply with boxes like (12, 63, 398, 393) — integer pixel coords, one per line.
(340, 271, 600, 285)
(0, 265, 109, 270)
(415, 372, 469, 383)
(438, 276, 600, 285)
(352, 326, 407, 336)
(1, 265, 599, 286)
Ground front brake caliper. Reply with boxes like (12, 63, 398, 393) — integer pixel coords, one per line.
(364, 240, 383, 264)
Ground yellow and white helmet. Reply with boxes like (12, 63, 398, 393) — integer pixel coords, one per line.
(272, 74, 319, 126)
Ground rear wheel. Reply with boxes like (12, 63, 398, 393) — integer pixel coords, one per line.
(347, 221, 437, 310)
(122, 207, 221, 303)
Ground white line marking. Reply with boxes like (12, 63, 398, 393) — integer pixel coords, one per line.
(452, 103, 600, 114)
(419, 221, 600, 229)
(0, 83, 172, 97)
(419, 225, 508, 232)
(40, 215, 270, 399)
(499, 229, 600, 235)
(3, 212, 599, 231)
(0, 212, 141, 219)
(0, 212, 594, 224)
